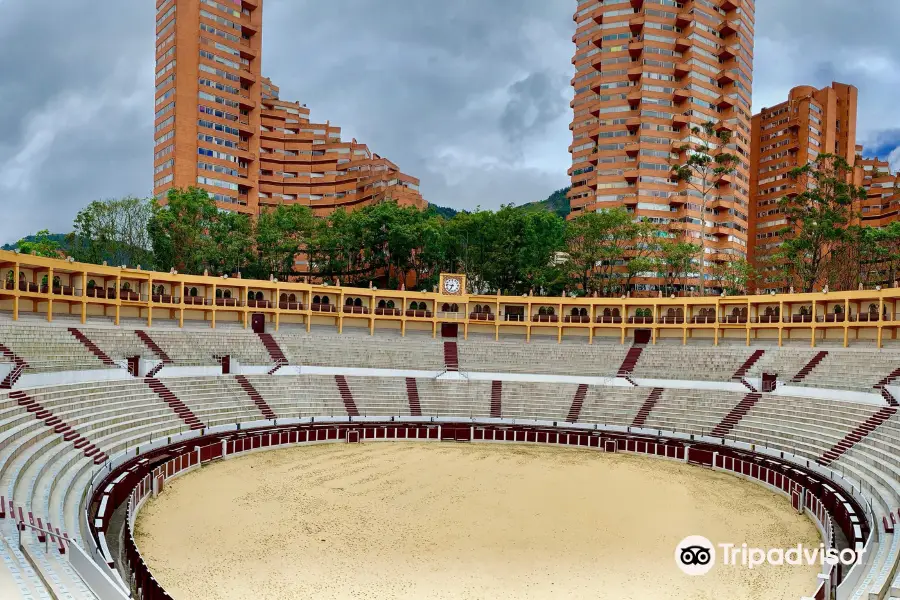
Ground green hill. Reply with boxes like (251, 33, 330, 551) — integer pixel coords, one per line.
(518, 187, 571, 218)
(2, 233, 69, 251)
(429, 187, 570, 219)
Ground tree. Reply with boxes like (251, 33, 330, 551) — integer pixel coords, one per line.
(564, 208, 633, 296)
(671, 121, 739, 296)
(838, 223, 900, 290)
(622, 220, 663, 295)
(658, 240, 700, 296)
(16, 230, 62, 258)
(250, 204, 315, 280)
(147, 188, 219, 274)
(773, 154, 864, 292)
(68, 197, 154, 267)
(710, 258, 755, 295)
(409, 214, 450, 290)
(206, 211, 253, 276)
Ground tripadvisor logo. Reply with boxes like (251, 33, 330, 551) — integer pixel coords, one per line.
(675, 536, 862, 576)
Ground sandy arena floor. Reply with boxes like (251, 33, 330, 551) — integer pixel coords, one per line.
(135, 442, 821, 600)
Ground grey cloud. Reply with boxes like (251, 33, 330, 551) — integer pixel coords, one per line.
(500, 72, 571, 146)
(3, 0, 900, 245)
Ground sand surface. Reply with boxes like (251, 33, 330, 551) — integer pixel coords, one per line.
(135, 443, 821, 600)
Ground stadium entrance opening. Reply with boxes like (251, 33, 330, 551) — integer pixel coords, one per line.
(251, 313, 265, 334)
(634, 329, 651, 344)
(441, 323, 459, 338)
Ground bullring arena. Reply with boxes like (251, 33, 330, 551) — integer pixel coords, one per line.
(0, 251, 899, 599)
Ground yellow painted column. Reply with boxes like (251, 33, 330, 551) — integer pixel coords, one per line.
(78, 271, 88, 324)
(113, 275, 121, 326)
(810, 300, 817, 348)
(12, 262, 20, 321)
(745, 300, 751, 346)
(210, 284, 217, 329)
(147, 278, 154, 328)
(46, 267, 54, 322)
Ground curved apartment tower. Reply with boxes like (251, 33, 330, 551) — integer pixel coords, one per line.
(152, 0, 424, 215)
(259, 92, 424, 216)
(569, 0, 755, 290)
(749, 82, 858, 290)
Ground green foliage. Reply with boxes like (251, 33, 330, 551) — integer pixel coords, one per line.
(565, 208, 636, 295)
(249, 204, 316, 280)
(710, 258, 755, 295)
(147, 188, 221, 274)
(670, 121, 739, 295)
(518, 187, 572, 218)
(2, 233, 69, 253)
(68, 197, 154, 267)
(15, 230, 62, 258)
(772, 154, 865, 292)
(658, 240, 700, 296)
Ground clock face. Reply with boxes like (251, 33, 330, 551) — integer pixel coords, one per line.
(443, 277, 461, 294)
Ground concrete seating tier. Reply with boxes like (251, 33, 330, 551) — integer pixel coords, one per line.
(795, 349, 900, 392)
(745, 348, 820, 382)
(272, 333, 445, 371)
(456, 340, 626, 377)
(630, 347, 749, 382)
(140, 329, 272, 366)
(239, 375, 352, 418)
(1, 373, 899, 598)
(0, 324, 115, 373)
(72, 328, 157, 363)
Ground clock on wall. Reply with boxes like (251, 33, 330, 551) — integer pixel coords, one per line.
(439, 273, 466, 296)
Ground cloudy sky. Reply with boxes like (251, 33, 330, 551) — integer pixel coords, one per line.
(1, 0, 899, 245)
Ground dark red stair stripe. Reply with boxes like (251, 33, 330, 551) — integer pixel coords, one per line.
(67, 328, 116, 366)
(617, 346, 644, 377)
(235, 375, 276, 420)
(732, 349, 765, 380)
(490, 381, 502, 419)
(710, 392, 762, 438)
(816, 407, 897, 467)
(566, 384, 588, 423)
(334, 375, 359, 417)
(443, 342, 459, 372)
(631, 388, 663, 428)
(405, 378, 422, 417)
(145, 377, 204, 429)
(790, 351, 828, 383)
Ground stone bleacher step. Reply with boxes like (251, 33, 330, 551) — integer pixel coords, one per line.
(405, 378, 422, 417)
(334, 375, 360, 417)
(631, 388, 663, 428)
(790, 351, 828, 382)
(144, 377, 205, 430)
(235, 375, 277, 419)
(566, 384, 588, 423)
(490, 381, 502, 418)
(617, 345, 644, 376)
(817, 407, 898, 466)
(732, 349, 765, 380)
(710, 392, 762, 437)
(66, 328, 116, 367)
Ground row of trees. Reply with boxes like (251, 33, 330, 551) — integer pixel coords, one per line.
(765, 154, 900, 293)
(12, 150, 900, 297)
(15, 188, 737, 296)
